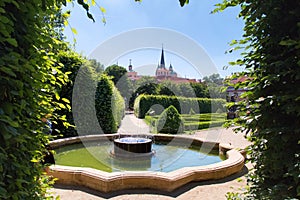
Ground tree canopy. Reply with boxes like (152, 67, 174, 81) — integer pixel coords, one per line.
(104, 64, 128, 85)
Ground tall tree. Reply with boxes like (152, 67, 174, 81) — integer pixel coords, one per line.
(89, 59, 104, 73)
(203, 73, 224, 85)
(158, 80, 182, 96)
(129, 76, 158, 109)
(104, 64, 133, 102)
(190, 82, 209, 98)
(179, 82, 195, 97)
(214, 0, 300, 199)
(203, 73, 225, 99)
(104, 64, 128, 85)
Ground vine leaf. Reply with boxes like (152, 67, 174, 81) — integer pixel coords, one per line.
(71, 27, 78, 35)
(100, 6, 106, 14)
(6, 38, 18, 47)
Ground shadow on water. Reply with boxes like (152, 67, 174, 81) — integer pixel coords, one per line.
(54, 165, 249, 198)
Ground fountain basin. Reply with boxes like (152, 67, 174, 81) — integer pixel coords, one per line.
(49, 134, 245, 193)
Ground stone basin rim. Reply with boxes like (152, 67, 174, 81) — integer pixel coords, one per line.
(49, 134, 246, 193)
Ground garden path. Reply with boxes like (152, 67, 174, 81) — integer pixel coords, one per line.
(117, 112, 150, 135)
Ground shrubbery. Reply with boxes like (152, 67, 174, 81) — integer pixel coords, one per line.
(184, 121, 224, 131)
(0, 1, 74, 198)
(215, 1, 300, 199)
(51, 51, 84, 138)
(111, 86, 125, 127)
(154, 105, 184, 134)
(134, 94, 226, 118)
(72, 60, 102, 135)
(95, 74, 124, 134)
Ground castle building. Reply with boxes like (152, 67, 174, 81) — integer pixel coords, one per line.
(155, 48, 178, 78)
(127, 47, 197, 83)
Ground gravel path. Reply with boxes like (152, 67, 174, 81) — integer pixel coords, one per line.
(50, 114, 252, 200)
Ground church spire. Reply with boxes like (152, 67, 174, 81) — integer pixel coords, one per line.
(128, 59, 133, 71)
(160, 45, 165, 69)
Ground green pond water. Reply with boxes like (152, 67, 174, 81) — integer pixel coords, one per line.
(55, 142, 224, 173)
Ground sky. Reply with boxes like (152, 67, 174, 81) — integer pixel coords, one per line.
(64, 0, 245, 79)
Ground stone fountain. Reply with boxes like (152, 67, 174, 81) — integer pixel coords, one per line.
(112, 136, 153, 158)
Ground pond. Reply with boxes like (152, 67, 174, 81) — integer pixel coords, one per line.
(55, 141, 224, 173)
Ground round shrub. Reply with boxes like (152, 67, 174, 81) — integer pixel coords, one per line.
(155, 105, 184, 134)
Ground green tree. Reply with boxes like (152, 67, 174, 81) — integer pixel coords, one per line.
(133, 76, 158, 93)
(203, 73, 225, 99)
(190, 82, 209, 98)
(72, 59, 102, 136)
(214, 0, 300, 199)
(90, 59, 104, 73)
(104, 64, 127, 84)
(135, 82, 159, 95)
(158, 80, 182, 96)
(105, 64, 133, 103)
(179, 82, 196, 97)
(203, 73, 224, 85)
(129, 76, 158, 109)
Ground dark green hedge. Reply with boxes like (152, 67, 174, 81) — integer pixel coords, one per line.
(95, 74, 124, 134)
(184, 121, 224, 131)
(134, 94, 226, 118)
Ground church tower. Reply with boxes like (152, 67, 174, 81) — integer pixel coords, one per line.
(127, 59, 138, 81)
(128, 59, 133, 71)
(156, 46, 168, 77)
(160, 47, 165, 69)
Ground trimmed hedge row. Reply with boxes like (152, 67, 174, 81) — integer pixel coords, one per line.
(95, 74, 125, 134)
(147, 115, 226, 132)
(181, 113, 226, 122)
(184, 121, 225, 131)
(134, 94, 226, 118)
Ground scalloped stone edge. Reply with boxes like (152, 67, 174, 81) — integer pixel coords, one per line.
(48, 134, 245, 193)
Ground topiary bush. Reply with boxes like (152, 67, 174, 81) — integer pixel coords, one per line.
(111, 86, 125, 127)
(154, 105, 184, 134)
(72, 60, 101, 136)
(95, 74, 124, 134)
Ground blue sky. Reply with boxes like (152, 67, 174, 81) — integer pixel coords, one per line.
(64, 0, 245, 79)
